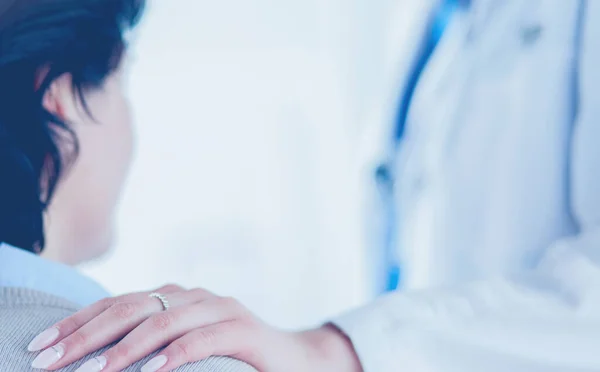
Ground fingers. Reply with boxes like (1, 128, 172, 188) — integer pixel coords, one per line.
(39, 288, 213, 370)
(28, 296, 127, 353)
(29, 285, 213, 371)
(141, 321, 247, 372)
(28, 285, 185, 353)
(100, 296, 244, 371)
(40, 296, 158, 370)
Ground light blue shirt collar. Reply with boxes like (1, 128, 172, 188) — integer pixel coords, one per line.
(0, 244, 110, 306)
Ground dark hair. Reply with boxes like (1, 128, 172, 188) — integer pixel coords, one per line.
(0, 0, 145, 253)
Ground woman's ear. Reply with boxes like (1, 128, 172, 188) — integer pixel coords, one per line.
(42, 88, 64, 119)
(40, 72, 74, 121)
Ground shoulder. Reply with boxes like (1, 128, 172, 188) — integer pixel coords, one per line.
(0, 288, 256, 371)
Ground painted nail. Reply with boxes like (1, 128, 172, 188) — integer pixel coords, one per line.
(28, 328, 60, 352)
(141, 355, 168, 372)
(31, 344, 65, 369)
(74, 356, 107, 372)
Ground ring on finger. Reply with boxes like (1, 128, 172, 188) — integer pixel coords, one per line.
(149, 292, 170, 311)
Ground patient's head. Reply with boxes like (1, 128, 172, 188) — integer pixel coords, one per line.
(0, 0, 145, 264)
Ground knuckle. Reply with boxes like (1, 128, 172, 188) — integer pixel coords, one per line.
(160, 284, 184, 293)
(110, 342, 132, 359)
(219, 296, 249, 317)
(189, 288, 213, 299)
(150, 312, 176, 330)
(64, 331, 88, 348)
(171, 341, 192, 360)
(56, 317, 79, 334)
(218, 296, 240, 309)
(197, 329, 219, 348)
(110, 302, 139, 320)
(99, 297, 118, 309)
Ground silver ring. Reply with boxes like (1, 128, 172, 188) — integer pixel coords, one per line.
(149, 292, 170, 311)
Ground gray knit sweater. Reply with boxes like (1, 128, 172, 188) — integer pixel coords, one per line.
(0, 288, 257, 372)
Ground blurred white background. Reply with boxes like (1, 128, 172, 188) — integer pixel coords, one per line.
(83, 0, 395, 328)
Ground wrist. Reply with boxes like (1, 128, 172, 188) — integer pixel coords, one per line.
(298, 324, 363, 372)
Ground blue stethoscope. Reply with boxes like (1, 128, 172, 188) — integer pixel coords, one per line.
(380, 0, 461, 293)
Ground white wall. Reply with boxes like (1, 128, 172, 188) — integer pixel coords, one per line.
(83, 0, 394, 328)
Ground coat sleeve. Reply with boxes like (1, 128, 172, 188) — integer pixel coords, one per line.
(332, 2, 600, 371)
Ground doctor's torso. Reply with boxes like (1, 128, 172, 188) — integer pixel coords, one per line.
(375, 0, 585, 291)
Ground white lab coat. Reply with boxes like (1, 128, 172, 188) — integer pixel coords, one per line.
(334, 0, 600, 371)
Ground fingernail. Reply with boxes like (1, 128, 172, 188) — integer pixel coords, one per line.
(141, 355, 168, 372)
(75, 356, 107, 372)
(28, 328, 60, 352)
(31, 344, 65, 369)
